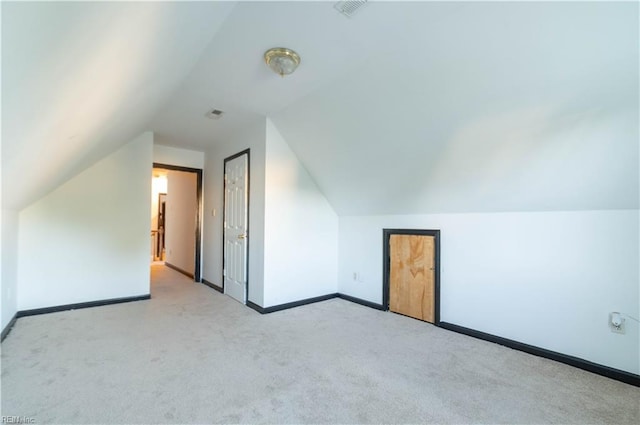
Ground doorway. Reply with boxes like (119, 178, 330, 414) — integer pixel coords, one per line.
(383, 229, 440, 324)
(151, 163, 203, 282)
(156, 192, 167, 261)
(223, 149, 250, 304)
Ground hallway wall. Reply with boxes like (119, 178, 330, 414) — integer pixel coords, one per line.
(165, 170, 198, 275)
(154, 145, 204, 169)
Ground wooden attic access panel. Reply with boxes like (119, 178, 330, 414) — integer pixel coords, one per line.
(384, 229, 440, 324)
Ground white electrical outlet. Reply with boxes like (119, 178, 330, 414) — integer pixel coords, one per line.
(609, 312, 625, 334)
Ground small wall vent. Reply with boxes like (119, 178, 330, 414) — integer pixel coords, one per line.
(205, 109, 224, 120)
(334, 0, 368, 18)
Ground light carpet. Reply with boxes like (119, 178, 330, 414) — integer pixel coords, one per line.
(1, 265, 638, 424)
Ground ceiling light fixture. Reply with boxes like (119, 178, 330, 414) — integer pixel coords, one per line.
(264, 47, 300, 77)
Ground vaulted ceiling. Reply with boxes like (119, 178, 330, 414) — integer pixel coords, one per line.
(3, 1, 638, 214)
(2, 1, 234, 209)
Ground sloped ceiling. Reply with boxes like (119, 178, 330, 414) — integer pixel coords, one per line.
(1, 1, 235, 210)
(3, 1, 638, 215)
(268, 1, 639, 215)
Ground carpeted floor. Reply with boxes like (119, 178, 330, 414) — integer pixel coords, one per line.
(1, 265, 638, 424)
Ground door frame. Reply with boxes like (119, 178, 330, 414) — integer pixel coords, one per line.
(222, 149, 250, 300)
(153, 163, 203, 282)
(382, 229, 441, 324)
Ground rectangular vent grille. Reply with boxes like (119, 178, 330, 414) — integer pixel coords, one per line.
(334, 0, 368, 18)
(205, 109, 224, 120)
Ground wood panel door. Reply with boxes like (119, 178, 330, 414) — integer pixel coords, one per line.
(389, 234, 435, 323)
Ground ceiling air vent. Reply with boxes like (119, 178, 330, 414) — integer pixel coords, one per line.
(334, 0, 368, 18)
(205, 109, 224, 120)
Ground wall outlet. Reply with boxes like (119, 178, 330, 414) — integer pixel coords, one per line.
(609, 312, 625, 334)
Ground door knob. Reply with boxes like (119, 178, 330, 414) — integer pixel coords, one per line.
(238, 234, 247, 239)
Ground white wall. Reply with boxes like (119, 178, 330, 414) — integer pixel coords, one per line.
(262, 119, 338, 306)
(202, 118, 266, 305)
(338, 210, 640, 374)
(1, 209, 19, 330)
(154, 145, 204, 169)
(165, 170, 197, 275)
(202, 118, 339, 308)
(17, 133, 153, 310)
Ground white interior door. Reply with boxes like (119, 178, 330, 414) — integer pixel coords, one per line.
(223, 153, 248, 304)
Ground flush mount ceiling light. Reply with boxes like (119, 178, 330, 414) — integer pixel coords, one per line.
(264, 47, 300, 77)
